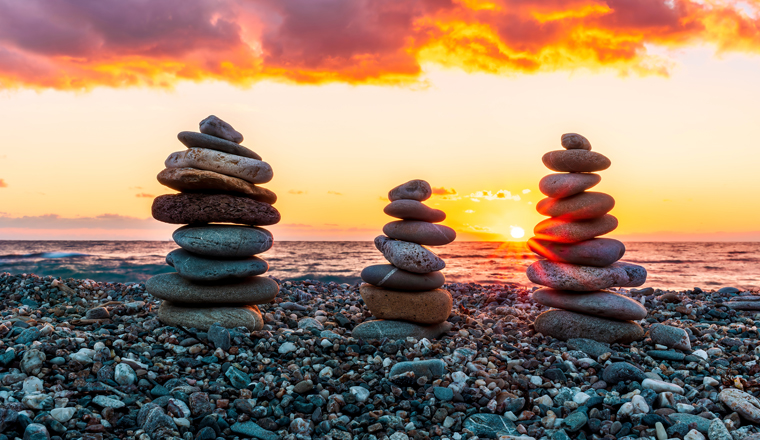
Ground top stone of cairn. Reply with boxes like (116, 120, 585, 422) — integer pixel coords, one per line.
(388, 179, 432, 202)
(200, 115, 244, 144)
(561, 133, 591, 150)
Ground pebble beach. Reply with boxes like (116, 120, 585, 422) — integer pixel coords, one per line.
(2, 272, 760, 440)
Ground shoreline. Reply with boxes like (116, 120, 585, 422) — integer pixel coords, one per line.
(0, 272, 759, 439)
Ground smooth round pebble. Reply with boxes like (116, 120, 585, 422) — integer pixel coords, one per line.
(199, 115, 244, 143)
(374, 235, 445, 273)
(166, 148, 272, 184)
(167, 249, 269, 281)
(172, 225, 273, 258)
(351, 320, 452, 341)
(384, 200, 445, 223)
(542, 150, 611, 172)
(383, 220, 456, 246)
(152, 193, 280, 226)
(361, 264, 445, 291)
(157, 168, 277, 204)
(533, 214, 618, 243)
(536, 192, 615, 220)
(527, 237, 625, 267)
(360, 284, 452, 324)
(561, 133, 592, 150)
(158, 302, 263, 331)
(178, 131, 257, 159)
(539, 173, 601, 198)
(146, 273, 278, 305)
(532, 288, 648, 320)
(388, 180, 432, 202)
(534, 309, 644, 344)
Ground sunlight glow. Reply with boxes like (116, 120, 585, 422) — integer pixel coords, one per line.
(510, 226, 525, 239)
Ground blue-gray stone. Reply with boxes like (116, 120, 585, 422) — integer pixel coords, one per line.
(668, 413, 711, 434)
(16, 327, 41, 345)
(225, 367, 250, 390)
(0, 348, 15, 366)
(352, 320, 452, 341)
(166, 249, 268, 282)
(647, 350, 685, 361)
(462, 413, 517, 437)
(602, 362, 646, 384)
(23, 423, 50, 440)
(208, 324, 231, 351)
(564, 411, 588, 432)
(230, 421, 279, 440)
(433, 387, 454, 402)
(172, 225, 273, 258)
(389, 359, 446, 380)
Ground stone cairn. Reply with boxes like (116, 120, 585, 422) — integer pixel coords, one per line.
(527, 133, 649, 344)
(146, 116, 281, 331)
(352, 180, 456, 340)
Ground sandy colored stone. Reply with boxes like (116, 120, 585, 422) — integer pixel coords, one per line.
(384, 200, 446, 223)
(147, 273, 278, 305)
(539, 173, 601, 198)
(383, 221, 456, 246)
(388, 180, 432, 202)
(167, 249, 268, 282)
(360, 284, 452, 324)
(542, 150, 611, 173)
(166, 148, 272, 184)
(199, 115, 244, 143)
(718, 388, 760, 423)
(536, 192, 615, 220)
(534, 309, 645, 344)
(172, 225, 273, 258)
(157, 168, 277, 204)
(178, 131, 258, 159)
(158, 302, 263, 331)
(361, 264, 445, 291)
(374, 235, 445, 274)
(527, 260, 629, 291)
(527, 237, 625, 267)
(533, 214, 618, 243)
(561, 133, 592, 150)
(532, 288, 648, 320)
(152, 193, 280, 226)
(351, 320, 452, 340)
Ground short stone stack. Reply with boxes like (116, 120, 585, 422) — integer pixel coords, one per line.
(527, 133, 649, 344)
(147, 116, 280, 331)
(352, 180, 455, 340)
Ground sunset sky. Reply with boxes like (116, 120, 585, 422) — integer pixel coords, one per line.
(1, 0, 760, 241)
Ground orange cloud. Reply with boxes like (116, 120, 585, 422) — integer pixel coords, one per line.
(432, 186, 457, 195)
(135, 193, 154, 198)
(0, 179, 6, 188)
(0, 0, 759, 89)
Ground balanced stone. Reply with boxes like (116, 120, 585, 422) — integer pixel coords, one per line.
(166, 148, 272, 184)
(611, 262, 647, 287)
(178, 132, 259, 160)
(561, 133, 591, 150)
(532, 288, 648, 320)
(527, 237, 625, 267)
(539, 173, 601, 198)
(361, 264, 445, 291)
(384, 200, 445, 223)
(527, 260, 642, 291)
(374, 235, 445, 273)
(383, 221, 456, 246)
(166, 249, 268, 282)
(536, 192, 615, 220)
(533, 214, 618, 243)
(534, 310, 644, 344)
(351, 320, 452, 340)
(199, 115, 244, 143)
(158, 302, 263, 331)
(147, 273, 278, 305)
(157, 168, 277, 204)
(542, 150, 611, 173)
(152, 193, 281, 226)
(360, 284, 452, 324)
(172, 225, 273, 258)
(388, 180, 432, 202)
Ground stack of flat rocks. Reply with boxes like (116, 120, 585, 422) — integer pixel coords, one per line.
(527, 133, 648, 344)
(147, 116, 280, 331)
(353, 180, 455, 341)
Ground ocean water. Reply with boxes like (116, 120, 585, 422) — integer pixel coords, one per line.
(0, 241, 758, 291)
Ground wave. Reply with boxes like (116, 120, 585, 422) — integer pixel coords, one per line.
(0, 251, 91, 260)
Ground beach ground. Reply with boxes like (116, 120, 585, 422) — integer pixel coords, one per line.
(0, 273, 759, 440)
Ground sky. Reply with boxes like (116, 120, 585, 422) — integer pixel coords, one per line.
(1, 0, 760, 241)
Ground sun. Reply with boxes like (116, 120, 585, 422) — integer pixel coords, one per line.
(510, 226, 525, 239)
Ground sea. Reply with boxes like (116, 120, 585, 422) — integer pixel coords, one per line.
(0, 241, 759, 291)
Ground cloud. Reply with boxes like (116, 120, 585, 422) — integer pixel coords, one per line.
(288, 189, 306, 194)
(465, 209, 474, 213)
(0, 213, 159, 229)
(0, 179, 6, 188)
(467, 189, 521, 201)
(432, 187, 457, 195)
(466, 224, 491, 232)
(327, 191, 343, 195)
(135, 193, 154, 198)
(522, 189, 531, 194)
(1, 0, 759, 89)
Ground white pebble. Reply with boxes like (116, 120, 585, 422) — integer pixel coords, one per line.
(22, 377, 44, 395)
(642, 378, 684, 395)
(530, 376, 543, 386)
(573, 392, 591, 405)
(50, 407, 76, 423)
(684, 429, 705, 440)
(676, 403, 695, 413)
(703, 377, 719, 387)
(692, 349, 708, 360)
(350, 386, 370, 403)
(278, 342, 297, 354)
(452, 371, 468, 384)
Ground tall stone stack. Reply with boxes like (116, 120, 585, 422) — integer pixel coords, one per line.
(352, 180, 455, 340)
(147, 116, 280, 331)
(527, 133, 649, 344)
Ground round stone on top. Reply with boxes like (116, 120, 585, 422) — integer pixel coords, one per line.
(388, 179, 432, 202)
(561, 133, 591, 150)
(542, 150, 611, 173)
(199, 115, 244, 144)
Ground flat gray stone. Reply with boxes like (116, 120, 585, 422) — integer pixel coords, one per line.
(178, 131, 258, 159)
(532, 288, 647, 320)
(534, 214, 618, 243)
(539, 173, 601, 198)
(667, 413, 711, 434)
(173, 225, 273, 258)
(147, 273, 278, 305)
(167, 249, 268, 281)
(361, 264, 445, 291)
(374, 235, 445, 273)
(567, 338, 612, 359)
(527, 237, 625, 267)
(388, 359, 446, 380)
(383, 220, 456, 246)
(230, 421, 278, 440)
(384, 200, 445, 223)
(527, 260, 628, 291)
(649, 323, 691, 351)
(158, 302, 263, 331)
(199, 115, 244, 143)
(602, 362, 646, 384)
(542, 150, 611, 172)
(351, 320, 452, 340)
(166, 148, 272, 184)
(534, 310, 644, 344)
(462, 413, 518, 437)
(388, 180, 432, 202)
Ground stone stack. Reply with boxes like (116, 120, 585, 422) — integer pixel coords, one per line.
(527, 133, 648, 344)
(352, 180, 455, 340)
(147, 116, 280, 331)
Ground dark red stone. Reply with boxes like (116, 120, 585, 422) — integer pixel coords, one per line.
(152, 193, 280, 226)
(528, 237, 625, 267)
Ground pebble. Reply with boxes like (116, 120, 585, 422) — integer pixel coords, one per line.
(166, 249, 269, 281)
(527, 237, 625, 267)
(165, 147, 272, 183)
(158, 302, 263, 331)
(20, 349, 45, 375)
(533, 214, 618, 243)
(208, 323, 231, 350)
(383, 220, 456, 246)
(49, 408, 75, 423)
(707, 419, 732, 440)
(361, 264, 445, 291)
(649, 323, 692, 351)
(535, 310, 644, 343)
(388, 179, 432, 202)
(536, 192, 615, 220)
(384, 199, 446, 222)
(23, 423, 50, 440)
(602, 362, 647, 384)
(718, 388, 760, 423)
(642, 378, 684, 394)
(92, 395, 125, 409)
(359, 284, 453, 324)
(152, 193, 281, 226)
(567, 338, 611, 359)
(539, 173, 601, 198)
(561, 133, 592, 150)
(147, 273, 278, 304)
(230, 421, 278, 440)
(374, 235, 445, 273)
(527, 260, 645, 291)
(388, 359, 446, 380)
(172, 224, 273, 257)
(352, 319, 452, 341)
(463, 413, 518, 437)
(157, 167, 277, 204)
(199, 115, 244, 143)
(178, 131, 257, 160)
(542, 150, 611, 172)
(532, 288, 647, 320)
